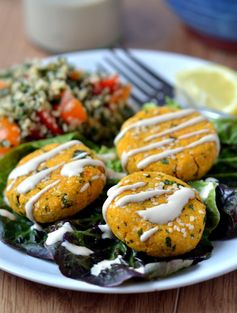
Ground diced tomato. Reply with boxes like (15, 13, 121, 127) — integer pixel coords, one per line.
(69, 70, 81, 80)
(110, 85, 131, 104)
(93, 75, 119, 95)
(0, 117, 20, 155)
(37, 111, 62, 135)
(0, 80, 8, 89)
(59, 90, 88, 126)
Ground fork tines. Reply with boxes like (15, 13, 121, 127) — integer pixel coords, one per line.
(98, 48, 174, 106)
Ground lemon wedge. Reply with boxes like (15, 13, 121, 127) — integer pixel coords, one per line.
(176, 65, 237, 115)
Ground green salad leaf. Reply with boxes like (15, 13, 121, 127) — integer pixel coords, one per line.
(208, 117, 237, 187)
(213, 117, 237, 146)
(0, 206, 50, 259)
(190, 180, 220, 235)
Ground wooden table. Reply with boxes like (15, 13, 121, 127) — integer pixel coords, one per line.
(0, 0, 237, 312)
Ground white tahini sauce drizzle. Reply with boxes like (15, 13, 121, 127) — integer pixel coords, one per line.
(90, 255, 122, 276)
(115, 189, 170, 207)
(98, 152, 117, 161)
(98, 224, 113, 239)
(105, 168, 126, 180)
(102, 182, 146, 221)
(9, 140, 80, 180)
(46, 222, 73, 245)
(140, 226, 158, 242)
(0, 209, 16, 221)
(17, 163, 63, 194)
(137, 134, 220, 169)
(144, 115, 206, 142)
(6, 179, 16, 192)
(121, 138, 174, 169)
(137, 187, 195, 224)
(80, 182, 90, 193)
(61, 241, 93, 256)
(178, 129, 209, 140)
(3, 192, 10, 206)
(61, 159, 105, 177)
(31, 223, 42, 231)
(25, 180, 60, 222)
(114, 109, 195, 144)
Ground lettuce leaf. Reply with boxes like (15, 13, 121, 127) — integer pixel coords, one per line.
(209, 117, 237, 187)
(190, 180, 220, 235)
(211, 184, 237, 239)
(48, 204, 210, 287)
(0, 206, 50, 259)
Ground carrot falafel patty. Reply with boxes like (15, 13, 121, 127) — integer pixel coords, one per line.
(6, 140, 106, 223)
(104, 171, 206, 257)
(115, 106, 219, 181)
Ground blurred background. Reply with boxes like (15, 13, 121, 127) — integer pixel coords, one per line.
(1, 0, 237, 68)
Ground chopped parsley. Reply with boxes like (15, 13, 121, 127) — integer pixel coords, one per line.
(165, 236, 172, 248)
(161, 158, 169, 165)
(72, 150, 88, 159)
(189, 204, 194, 211)
(61, 193, 73, 209)
(137, 228, 143, 236)
(164, 180, 174, 186)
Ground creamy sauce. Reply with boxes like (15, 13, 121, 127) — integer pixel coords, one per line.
(46, 222, 73, 245)
(80, 182, 90, 193)
(6, 179, 16, 192)
(61, 241, 93, 256)
(61, 159, 105, 177)
(114, 109, 195, 144)
(178, 129, 209, 140)
(121, 138, 174, 169)
(17, 164, 62, 194)
(105, 168, 126, 180)
(3, 192, 10, 206)
(98, 152, 117, 161)
(102, 182, 146, 221)
(137, 187, 195, 224)
(140, 226, 158, 242)
(137, 134, 220, 169)
(90, 255, 122, 276)
(144, 116, 206, 142)
(115, 189, 170, 207)
(188, 134, 220, 155)
(9, 140, 80, 180)
(25, 180, 60, 222)
(30, 223, 43, 231)
(98, 224, 113, 239)
(0, 209, 16, 221)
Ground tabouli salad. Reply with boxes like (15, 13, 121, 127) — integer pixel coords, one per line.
(0, 58, 237, 287)
(0, 58, 133, 156)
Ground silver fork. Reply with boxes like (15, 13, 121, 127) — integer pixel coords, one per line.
(97, 48, 174, 106)
(98, 48, 232, 119)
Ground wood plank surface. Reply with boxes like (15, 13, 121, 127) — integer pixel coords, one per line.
(0, 0, 236, 312)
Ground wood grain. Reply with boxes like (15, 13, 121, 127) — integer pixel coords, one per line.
(0, 0, 237, 312)
(0, 271, 178, 313)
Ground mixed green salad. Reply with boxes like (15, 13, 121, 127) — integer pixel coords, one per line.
(0, 105, 237, 287)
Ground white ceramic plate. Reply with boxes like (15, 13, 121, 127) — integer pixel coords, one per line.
(0, 49, 236, 294)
